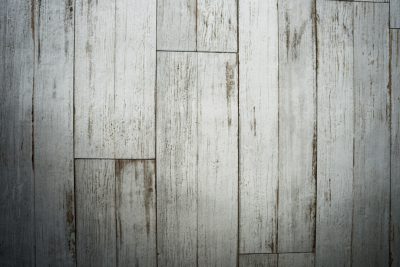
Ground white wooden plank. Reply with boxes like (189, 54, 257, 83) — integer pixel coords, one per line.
(157, 0, 196, 51)
(239, 254, 278, 267)
(316, 1, 353, 266)
(116, 160, 156, 267)
(391, 0, 400, 28)
(156, 52, 198, 266)
(239, 0, 279, 253)
(75, 159, 116, 267)
(390, 29, 400, 267)
(278, 0, 316, 252)
(33, 1, 75, 265)
(0, 1, 34, 265)
(197, 53, 238, 267)
(352, 3, 390, 266)
(197, 0, 237, 52)
(278, 253, 314, 267)
(114, 0, 156, 158)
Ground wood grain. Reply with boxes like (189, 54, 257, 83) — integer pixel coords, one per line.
(239, 254, 277, 267)
(278, 253, 314, 267)
(391, 0, 400, 28)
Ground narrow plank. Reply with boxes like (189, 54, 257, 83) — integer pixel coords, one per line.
(156, 52, 198, 266)
(33, 1, 75, 265)
(352, 3, 390, 266)
(75, 160, 116, 267)
(278, 0, 316, 252)
(390, 29, 400, 267)
(116, 160, 156, 267)
(391, 0, 400, 28)
(239, 0, 279, 254)
(0, 1, 34, 265)
(239, 254, 278, 267)
(278, 253, 314, 267)
(197, 53, 238, 266)
(197, 0, 237, 52)
(157, 0, 196, 51)
(315, 1, 353, 266)
(114, 0, 156, 158)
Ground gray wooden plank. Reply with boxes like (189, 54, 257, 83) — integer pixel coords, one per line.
(197, 0, 237, 52)
(116, 160, 156, 267)
(278, 253, 314, 267)
(239, 0, 279, 254)
(197, 53, 238, 267)
(239, 254, 278, 267)
(33, 1, 75, 265)
(277, 0, 316, 252)
(0, 1, 34, 265)
(390, 29, 400, 267)
(352, 3, 390, 266)
(157, 0, 196, 51)
(391, 0, 400, 28)
(156, 52, 198, 266)
(315, 1, 353, 266)
(75, 160, 116, 267)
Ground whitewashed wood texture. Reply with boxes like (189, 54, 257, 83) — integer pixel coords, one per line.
(0, 1, 34, 265)
(391, 0, 400, 28)
(278, 253, 314, 267)
(316, 1, 354, 266)
(278, 0, 316, 253)
(239, 0, 279, 254)
(239, 254, 278, 267)
(352, 3, 390, 267)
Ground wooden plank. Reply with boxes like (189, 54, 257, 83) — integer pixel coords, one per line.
(390, 29, 400, 267)
(75, 160, 116, 267)
(157, 0, 196, 51)
(239, 0, 279, 253)
(352, 3, 390, 266)
(239, 254, 278, 267)
(116, 160, 156, 267)
(197, 0, 237, 52)
(278, 253, 314, 267)
(156, 52, 198, 266)
(114, 0, 156, 158)
(391, 0, 400, 28)
(315, 1, 353, 266)
(33, 1, 75, 265)
(0, 1, 34, 265)
(277, 0, 316, 252)
(197, 53, 238, 266)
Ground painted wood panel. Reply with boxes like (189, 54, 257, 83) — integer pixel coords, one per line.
(116, 160, 156, 267)
(278, 253, 314, 267)
(277, 0, 316, 253)
(352, 3, 390, 266)
(316, 1, 353, 266)
(239, 0, 279, 254)
(75, 159, 116, 267)
(391, 0, 400, 28)
(239, 254, 277, 267)
(0, 1, 34, 265)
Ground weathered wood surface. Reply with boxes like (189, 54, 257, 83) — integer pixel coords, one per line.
(0, 1, 34, 266)
(278, 253, 314, 267)
(239, 254, 278, 267)
(391, 0, 400, 28)
(352, 3, 390, 267)
(239, 0, 279, 254)
(316, 1, 354, 266)
(277, 0, 316, 253)
(116, 160, 156, 267)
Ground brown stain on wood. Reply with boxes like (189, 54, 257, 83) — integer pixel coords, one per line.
(66, 190, 76, 260)
(143, 161, 154, 236)
(225, 61, 235, 127)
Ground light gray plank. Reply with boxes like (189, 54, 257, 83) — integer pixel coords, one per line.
(278, 253, 314, 267)
(197, 0, 237, 52)
(33, 1, 75, 265)
(197, 53, 238, 267)
(278, 0, 316, 252)
(0, 1, 34, 266)
(390, 29, 400, 267)
(391, 0, 400, 28)
(116, 160, 156, 267)
(239, 0, 279, 254)
(75, 160, 116, 267)
(157, 0, 196, 51)
(156, 52, 198, 266)
(239, 254, 278, 267)
(316, 1, 353, 266)
(352, 3, 390, 267)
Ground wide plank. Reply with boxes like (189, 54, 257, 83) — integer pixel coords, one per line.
(239, 254, 278, 267)
(278, 253, 314, 267)
(391, 0, 400, 28)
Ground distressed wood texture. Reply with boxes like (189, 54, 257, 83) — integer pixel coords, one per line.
(278, 253, 315, 267)
(278, 0, 316, 252)
(116, 160, 156, 267)
(0, 1, 34, 266)
(239, 254, 277, 267)
(75, 0, 155, 159)
(391, 0, 400, 28)
(75, 160, 116, 267)
(352, 3, 390, 267)
(33, 1, 75, 265)
(239, 0, 279, 254)
(316, 1, 354, 266)
(390, 29, 400, 267)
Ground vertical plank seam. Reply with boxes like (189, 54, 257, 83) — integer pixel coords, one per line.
(113, 0, 117, 158)
(73, 0, 78, 265)
(155, 0, 158, 264)
(236, 0, 240, 265)
(388, 28, 393, 267)
(276, 0, 280, 254)
(196, 52, 199, 267)
(195, 0, 198, 51)
(114, 160, 118, 267)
